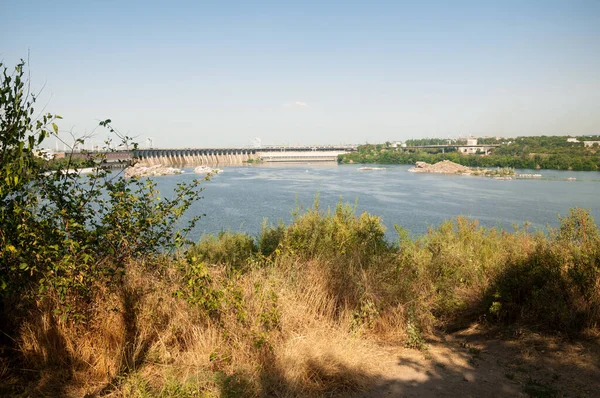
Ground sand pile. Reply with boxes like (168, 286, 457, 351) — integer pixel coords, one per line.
(408, 160, 471, 174)
(125, 163, 182, 178)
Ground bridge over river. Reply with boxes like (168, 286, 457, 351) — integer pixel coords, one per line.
(403, 144, 500, 155)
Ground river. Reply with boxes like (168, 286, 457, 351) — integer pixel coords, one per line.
(153, 164, 600, 242)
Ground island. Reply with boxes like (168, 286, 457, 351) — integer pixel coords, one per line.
(408, 160, 515, 177)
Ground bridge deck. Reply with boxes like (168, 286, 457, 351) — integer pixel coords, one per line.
(403, 144, 499, 149)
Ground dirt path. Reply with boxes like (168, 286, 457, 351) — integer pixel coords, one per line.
(355, 325, 600, 397)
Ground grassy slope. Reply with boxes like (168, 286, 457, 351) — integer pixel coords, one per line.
(2, 203, 600, 397)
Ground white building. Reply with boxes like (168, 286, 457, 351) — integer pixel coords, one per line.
(459, 138, 479, 154)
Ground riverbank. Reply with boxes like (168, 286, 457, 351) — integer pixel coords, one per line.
(3, 204, 599, 397)
(339, 141, 600, 171)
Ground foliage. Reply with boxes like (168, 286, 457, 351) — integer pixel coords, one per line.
(282, 198, 389, 265)
(0, 60, 54, 199)
(405, 138, 466, 146)
(0, 60, 205, 321)
(182, 196, 600, 337)
(340, 136, 600, 171)
(187, 231, 258, 273)
(486, 208, 600, 332)
(174, 256, 223, 316)
(258, 219, 285, 257)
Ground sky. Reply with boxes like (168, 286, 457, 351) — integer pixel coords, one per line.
(2, 0, 600, 148)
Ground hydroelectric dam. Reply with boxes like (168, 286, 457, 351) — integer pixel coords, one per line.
(84, 146, 356, 167)
(134, 146, 355, 166)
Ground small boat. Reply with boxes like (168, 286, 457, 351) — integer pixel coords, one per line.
(358, 167, 386, 171)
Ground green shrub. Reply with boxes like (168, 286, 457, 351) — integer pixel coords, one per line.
(487, 209, 600, 333)
(174, 257, 223, 317)
(281, 198, 390, 267)
(258, 219, 285, 257)
(1, 60, 204, 321)
(188, 231, 257, 272)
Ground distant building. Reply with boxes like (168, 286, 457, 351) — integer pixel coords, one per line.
(459, 147, 478, 154)
(584, 141, 600, 147)
(459, 138, 479, 154)
(567, 138, 580, 143)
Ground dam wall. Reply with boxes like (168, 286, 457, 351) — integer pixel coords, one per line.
(134, 147, 354, 166)
(258, 150, 346, 162)
(134, 148, 258, 166)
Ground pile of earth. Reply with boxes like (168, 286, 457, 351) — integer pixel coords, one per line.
(125, 163, 182, 178)
(408, 160, 471, 174)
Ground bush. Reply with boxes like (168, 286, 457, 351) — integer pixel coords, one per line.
(1, 59, 204, 342)
(188, 231, 258, 272)
(486, 208, 600, 333)
(258, 219, 285, 257)
(282, 198, 390, 266)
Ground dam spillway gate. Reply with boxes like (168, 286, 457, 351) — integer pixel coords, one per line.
(133, 147, 354, 166)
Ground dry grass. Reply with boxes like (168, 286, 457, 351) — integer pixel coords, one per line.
(5, 255, 391, 397)
(2, 206, 599, 397)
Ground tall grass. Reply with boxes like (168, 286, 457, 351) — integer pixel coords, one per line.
(2, 202, 599, 396)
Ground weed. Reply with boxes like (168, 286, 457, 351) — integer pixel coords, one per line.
(404, 319, 426, 350)
(522, 378, 559, 398)
(215, 372, 253, 398)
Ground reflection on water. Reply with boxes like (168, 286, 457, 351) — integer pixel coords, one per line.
(155, 164, 600, 242)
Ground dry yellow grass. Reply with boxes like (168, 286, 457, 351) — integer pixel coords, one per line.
(9, 256, 394, 397)
(4, 208, 599, 397)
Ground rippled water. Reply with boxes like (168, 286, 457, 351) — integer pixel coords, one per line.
(153, 164, 600, 242)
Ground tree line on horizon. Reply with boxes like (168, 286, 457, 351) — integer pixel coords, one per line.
(342, 136, 600, 171)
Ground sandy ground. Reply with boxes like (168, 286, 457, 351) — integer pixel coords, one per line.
(355, 324, 600, 397)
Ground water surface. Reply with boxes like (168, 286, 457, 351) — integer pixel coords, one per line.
(154, 164, 600, 242)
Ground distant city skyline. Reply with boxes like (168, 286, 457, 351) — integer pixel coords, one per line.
(3, 1, 599, 148)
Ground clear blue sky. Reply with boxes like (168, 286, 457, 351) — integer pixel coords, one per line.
(2, 0, 599, 148)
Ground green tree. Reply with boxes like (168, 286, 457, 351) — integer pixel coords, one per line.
(1, 60, 205, 321)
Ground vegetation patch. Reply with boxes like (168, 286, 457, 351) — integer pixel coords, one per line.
(340, 137, 600, 171)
